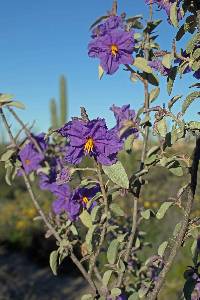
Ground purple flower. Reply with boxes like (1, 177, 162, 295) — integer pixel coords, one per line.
(148, 60, 170, 76)
(64, 185, 100, 220)
(91, 23, 107, 38)
(32, 132, 48, 151)
(52, 184, 71, 215)
(91, 16, 123, 38)
(110, 104, 139, 139)
(39, 171, 58, 192)
(19, 143, 44, 174)
(88, 29, 135, 75)
(106, 16, 123, 30)
(57, 118, 123, 166)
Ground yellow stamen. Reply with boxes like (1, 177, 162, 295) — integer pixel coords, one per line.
(25, 159, 31, 165)
(84, 138, 94, 153)
(82, 196, 89, 204)
(111, 44, 118, 56)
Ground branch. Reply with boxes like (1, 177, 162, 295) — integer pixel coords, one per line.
(148, 136, 200, 300)
(88, 163, 108, 279)
(70, 251, 99, 295)
(7, 106, 43, 154)
(117, 196, 138, 287)
(0, 107, 98, 297)
(117, 47, 150, 288)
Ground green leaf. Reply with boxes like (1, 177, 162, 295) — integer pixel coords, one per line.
(173, 222, 182, 237)
(156, 202, 173, 219)
(98, 65, 104, 80)
(168, 95, 182, 110)
(128, 293, 139, 300)
(146, 73, 159, 86)
(168, 165, 183, 177)
(86, 225, 97, 252)
(188, 121, 200, 130)
(107, 239, 119, 264)
(79, 210, 93, 228)
(141, 209, 151, 220)
(118, 259, 126, 272)
(146, 145, 160, 158)
(110, 203, 125, 217)
(149, 87, 160, 103)
(102, 270, 113, 286)
(191, 239, 197, 256)
(144, 154, 157, 166)
(170, 3, 179, 27)
(6, 101, 25, 109)
(81, 294, 94, 300)
(167, 67, 177, 95)
(70, 224, 78, 236)
(186, 33, 200, 54)
(91, 205, 102, 222)
(138, 287, 148, 298)
(0, 149, 15, 162)
(162, 54, 173, 69)
(158, 241, 168, 257)
(182, 91, 200, 114)
(192, 48, 200, 60)
(0, 93, 13, 103)
(157, 118, 167, 138)
(124, 134, 135, 152)
(5, 165, 13, 185)
(133, 57, 153, 73)
(49, 250, 58, 276)
(102, 161, 129, 189)
(111, 288, 121, 297)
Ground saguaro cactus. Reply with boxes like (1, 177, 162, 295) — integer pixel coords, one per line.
(50, 98, 58, 129)
(60, 75, 68, 125)
(49, 75, 68, 128)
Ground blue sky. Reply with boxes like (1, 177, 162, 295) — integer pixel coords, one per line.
(0, 0, 198, 136)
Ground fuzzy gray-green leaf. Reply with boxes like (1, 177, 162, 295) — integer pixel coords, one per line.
(102, 161, 129, 189)
(49, 250, 58, 276)
(79, 210, 93, 228)
(110, 203, 125, 217)
(102, 270, 113, 287)
(107, 239, 119, 264)
(182, 92, 200, 114)
(149, 87, 160, 103)
(170, 3, 179, 27)
(158, 241, 168, 257)
(156, 202, 173, 219)
(133, 57, 153, 73)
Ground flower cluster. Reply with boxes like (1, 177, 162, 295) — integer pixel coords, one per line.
(88, 15, 135, 75)
(57, 118, 123, 166)
(145, 0, 183, 22)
